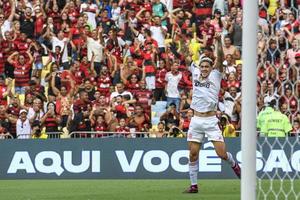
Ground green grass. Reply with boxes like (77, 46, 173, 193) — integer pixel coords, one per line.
(0, 179, 298, 200)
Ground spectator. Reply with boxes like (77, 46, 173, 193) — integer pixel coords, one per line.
(80, 0, 99, 30)
(128, 104, 150, 133)
(115, 117, 130, 137)
(40, 102, 61, 132)
(152, 0, 169, 26)
(223, 35, 238, 58)
(263, 80, 280, 104)
(165, 61, 182, 110)
(18, 7, 36, 39)
(150, 16, 167, 54)
(31, 120, 48, 139)
(0, 76, 12, 106)
(168, 125, 185, 138)
(179, 92, 192, 116)
(220, 114, 237, 137)
(160, 103, 180, 131)
(6, 95, 21, 138)
(210, 9, 224, 33)
(267, 0, 279, 16)
(134, 80, 153, 113)
(199, 16, 215, 47)
(0, 0, 15, 38)
(291, 120, 300, 136)
(78, 78, 96, 101)
(7, 51, 34, 94)
(85, 29, 104, 74)
(154, 59, 167, 101)
(295, 52, 300, 67)
(149, 121, 168, 138)
(213, 1, 227, 16)
(0, 121, 10, 139)
(27, 98, 44, 124)
(16, 109, 31, 139)
(89, 109, 109, 137)
(266, 39, 281, 64)
(257, 98, 276, 135)
(45, 30, 70, 69)
(223, 86, 241, 127)
(69, 90, 92, 133)
(223, 54, 236, 75)
(261, 107, 292, 137)
(0, 0, 297, 137)
(179, 108, 193, 132)
(193, 0, 214, 23)
(286, 39, 300, 65)
(228, 15, 242, 50)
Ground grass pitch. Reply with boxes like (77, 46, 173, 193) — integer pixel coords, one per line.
(0, 179, 299, 200)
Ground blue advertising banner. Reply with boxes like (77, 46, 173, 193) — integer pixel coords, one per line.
(0, 138, 298, 179)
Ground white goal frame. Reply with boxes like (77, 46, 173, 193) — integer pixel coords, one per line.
(241, 0, 258, 200)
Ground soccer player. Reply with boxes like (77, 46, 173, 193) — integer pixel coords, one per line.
(184, 34, 241, 193)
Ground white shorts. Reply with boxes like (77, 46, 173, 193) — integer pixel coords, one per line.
(187, 115, 224, 143)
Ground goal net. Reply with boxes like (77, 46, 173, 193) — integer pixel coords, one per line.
(257, 137, 300, 200)
(254, 1, 300, 200)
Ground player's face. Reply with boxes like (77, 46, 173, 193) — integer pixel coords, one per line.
(200, 61, 212, 78)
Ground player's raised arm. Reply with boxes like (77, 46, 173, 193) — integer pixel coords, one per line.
(214, 33, 224, 73)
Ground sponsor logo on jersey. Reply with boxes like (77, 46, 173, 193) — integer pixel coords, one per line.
(194, 80, 213, 88)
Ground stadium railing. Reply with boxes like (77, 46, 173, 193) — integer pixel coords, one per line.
(13, 131, 299, 139)
(16, 132, 63, 139)
(0, 133, 14, 139)
(69, 131, 149, 138)
(47, 132, 63, 138)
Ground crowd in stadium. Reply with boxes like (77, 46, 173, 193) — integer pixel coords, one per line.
(0, 0, 299, 139)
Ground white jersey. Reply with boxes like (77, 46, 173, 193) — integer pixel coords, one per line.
(190, 63, 222, 112)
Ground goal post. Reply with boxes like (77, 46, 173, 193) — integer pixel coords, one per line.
(241, 0, 258, 200)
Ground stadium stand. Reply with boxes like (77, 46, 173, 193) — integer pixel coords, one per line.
(0, 0, 299, 138)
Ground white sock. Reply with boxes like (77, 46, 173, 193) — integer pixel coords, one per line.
(226, 152, 236, 167)
(189, 160, 199, 186)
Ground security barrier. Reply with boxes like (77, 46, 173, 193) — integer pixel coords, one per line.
(17, 132, 63, 139)
(69, 131, 148, 138)
(0, 133, 14, 139)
